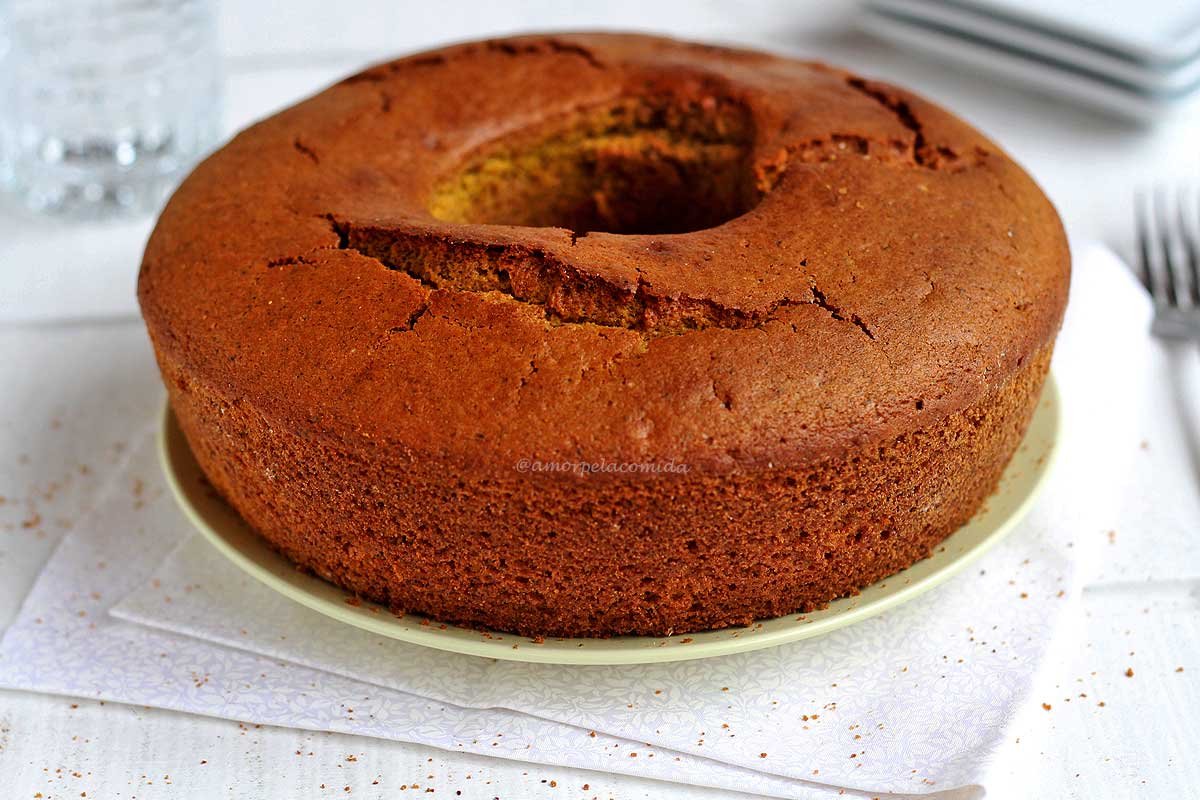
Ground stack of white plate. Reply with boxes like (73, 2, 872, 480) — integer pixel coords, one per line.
(861, 0, 1200, 121)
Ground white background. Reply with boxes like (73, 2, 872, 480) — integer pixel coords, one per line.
(1, 1, 1198, 798)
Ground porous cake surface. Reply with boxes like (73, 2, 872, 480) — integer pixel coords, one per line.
(139, 33, 1069, 637)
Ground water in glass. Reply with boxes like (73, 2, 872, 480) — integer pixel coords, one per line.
(0, 0, 222, 218)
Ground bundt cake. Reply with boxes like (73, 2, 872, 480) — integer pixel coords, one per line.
(139, 32, 1069, 637)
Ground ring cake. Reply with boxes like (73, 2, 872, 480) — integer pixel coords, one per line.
(139, 33, 1069, 637)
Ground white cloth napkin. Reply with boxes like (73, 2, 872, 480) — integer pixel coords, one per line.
(0, 243, 1156, 797)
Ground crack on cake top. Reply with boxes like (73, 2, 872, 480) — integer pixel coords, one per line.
(292, 217, 879, 344)
(844, 77, 986, 171)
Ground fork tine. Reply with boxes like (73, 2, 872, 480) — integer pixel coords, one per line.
(1155, 185, 1181, 308)
(1180, 186, 1200, 306)
(1141, 185, 1200, 340)
(1135, 189, 1153, 292)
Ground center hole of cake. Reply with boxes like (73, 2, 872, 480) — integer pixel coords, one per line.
(428, 97, 759, 236)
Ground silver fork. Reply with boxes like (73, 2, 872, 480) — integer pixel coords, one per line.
(1136, 186, 1200, 340)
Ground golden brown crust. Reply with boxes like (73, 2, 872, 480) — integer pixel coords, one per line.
(139, 33, 1069, 637)
(158, 343, 1052, 637)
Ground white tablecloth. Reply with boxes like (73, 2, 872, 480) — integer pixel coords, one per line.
(2, 2, 1198, 797)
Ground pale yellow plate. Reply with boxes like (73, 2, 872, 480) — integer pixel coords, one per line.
(159, 376, 1061, 665)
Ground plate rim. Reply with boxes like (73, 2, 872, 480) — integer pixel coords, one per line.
(158, 375, 1062, 665)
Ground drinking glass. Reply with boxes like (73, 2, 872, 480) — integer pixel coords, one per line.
(0, 0, 222, 218)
